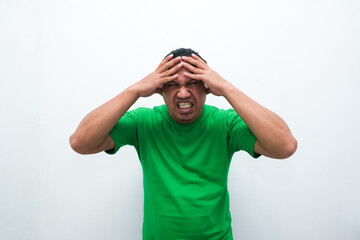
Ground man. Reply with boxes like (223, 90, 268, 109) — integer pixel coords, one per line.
(70, 48, 297, 239)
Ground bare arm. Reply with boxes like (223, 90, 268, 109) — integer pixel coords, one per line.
(70, 55, 183, 154)
(69, 88, 139, 154)
(181, 54, 297, 159)
(223, 86, 297, 159)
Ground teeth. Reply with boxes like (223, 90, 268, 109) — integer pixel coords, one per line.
(178, 102, 192, 109)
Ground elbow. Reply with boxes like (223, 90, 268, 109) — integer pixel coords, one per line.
(279, 137, 298, 159)
(69, 134, 87, 154)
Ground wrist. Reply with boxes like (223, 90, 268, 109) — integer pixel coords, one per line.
(126, 84, 142, 99)
(219, 81, 236, 97)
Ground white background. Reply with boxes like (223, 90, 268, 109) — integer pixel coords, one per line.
(1, 0, 359, 239)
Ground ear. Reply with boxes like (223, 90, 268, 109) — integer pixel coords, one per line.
(155, 88, 163, 95)
(203, 83, 210, 94)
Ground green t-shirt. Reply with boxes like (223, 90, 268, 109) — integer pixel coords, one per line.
(106, 104, 259, 240)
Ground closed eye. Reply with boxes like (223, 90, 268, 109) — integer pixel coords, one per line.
(164, 82, 178, 87)
(188, 80, 202, 85)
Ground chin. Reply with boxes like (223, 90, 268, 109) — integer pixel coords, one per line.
(178, 118, 193, 123)
(176, 113, 197, 123)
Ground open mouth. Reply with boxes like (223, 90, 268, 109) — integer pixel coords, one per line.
(178, 102, 192, 109)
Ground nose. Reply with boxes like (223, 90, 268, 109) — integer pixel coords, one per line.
(176, 87, 191, 98)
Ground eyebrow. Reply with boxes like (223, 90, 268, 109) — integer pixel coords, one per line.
(165, 79, 202, 86)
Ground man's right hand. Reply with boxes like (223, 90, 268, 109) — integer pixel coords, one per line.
(70, 54, 183, 154)
(130, 54, 183, 97)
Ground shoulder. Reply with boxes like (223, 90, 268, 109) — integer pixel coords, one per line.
(203, 105, 247, 133)
(127, 106, 162, 116)
(125, 105, 166, 124)
(203, 105, 238, 120)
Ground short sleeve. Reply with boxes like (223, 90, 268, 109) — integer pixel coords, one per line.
(227, 110, 261, 158)
(105, 110, 138, 155)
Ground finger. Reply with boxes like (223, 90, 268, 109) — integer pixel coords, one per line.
(156, 54, 174, 70)
(191, 54, 207, 69)
(191, 53, 207, 65)
(161, 73, 178, 84)
(182, 61, 203, 74)
(182, 54, 206, 69)
(161, 62, 182, 77)
(184, 71, 203, 80)
(181, 55, 200, 68)
(159, 56, 181, 73)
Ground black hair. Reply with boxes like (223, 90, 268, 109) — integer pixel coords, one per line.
(164, 48, 207, 63)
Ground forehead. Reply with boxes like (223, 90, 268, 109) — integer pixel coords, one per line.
(176, 66, 191, 75)
(173, 67, 192, 83)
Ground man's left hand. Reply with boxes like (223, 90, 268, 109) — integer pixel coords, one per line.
(181, 54, 233, 96)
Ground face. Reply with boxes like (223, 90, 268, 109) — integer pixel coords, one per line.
(161, 67, 207, 123)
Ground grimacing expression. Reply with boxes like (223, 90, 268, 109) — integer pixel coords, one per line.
(161, 67, 207, 123)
